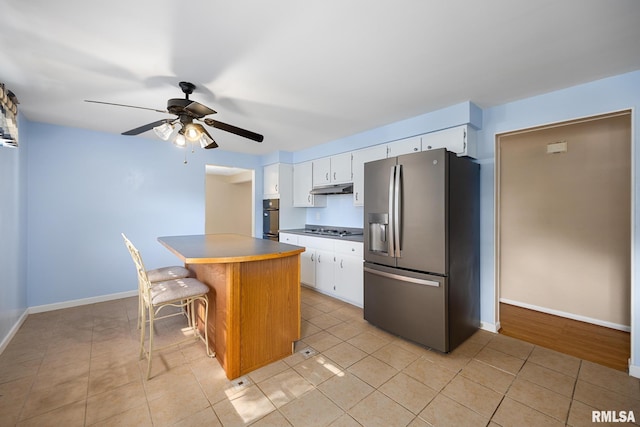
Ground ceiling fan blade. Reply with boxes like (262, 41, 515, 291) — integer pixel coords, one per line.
(203, 118, 264, 142)
(122, 119, 172, 136)
(84, 100, 167, 114)
(185, 101, 216, 117)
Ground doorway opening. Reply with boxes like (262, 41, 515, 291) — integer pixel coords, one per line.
(205, 165, 255, 237)
(495, 110, 632, 371)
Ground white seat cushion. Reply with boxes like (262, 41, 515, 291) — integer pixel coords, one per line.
(147, 266, 190, 282)
(150, 278, 210, 305)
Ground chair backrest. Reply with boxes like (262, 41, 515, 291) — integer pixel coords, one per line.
(121, 233, 153, 297)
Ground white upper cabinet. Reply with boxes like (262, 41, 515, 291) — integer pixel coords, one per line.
(263, 163, 280, 198)
(386, 135, 421, 157)
(421, 125, 477, 158)
(351, 145, 387, 206)
(330, 152, 352, 184)
(312, 153, 352, 187)
(312, 157, 331, 186)
(293, 161, 326, 207)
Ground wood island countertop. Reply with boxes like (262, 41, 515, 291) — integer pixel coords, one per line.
(158, 233, 305, 264)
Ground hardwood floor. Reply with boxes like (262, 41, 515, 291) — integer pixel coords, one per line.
(499, 303, 630, 372)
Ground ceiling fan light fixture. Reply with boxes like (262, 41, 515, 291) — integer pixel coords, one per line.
(173, 132, 186, 147)
(198, 132, 218, 149)
(183, 123, 203, 142)
(152, 122, 174, 141)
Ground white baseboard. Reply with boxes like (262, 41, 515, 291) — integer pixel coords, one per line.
(499, 298, 630, 332)
(28, 290, 138, 314)
(481, 321, 499, 333)
(0, 308, 29, 355)
(629, 363, 640, 379)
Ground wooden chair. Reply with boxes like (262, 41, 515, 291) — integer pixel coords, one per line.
(122, 234, 214, 379)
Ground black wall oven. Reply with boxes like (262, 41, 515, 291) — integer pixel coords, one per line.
(262, 199, 280, 241)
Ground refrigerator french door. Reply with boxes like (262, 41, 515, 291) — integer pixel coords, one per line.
(363, 148, 479, 353)
(363, 149, 447, 274)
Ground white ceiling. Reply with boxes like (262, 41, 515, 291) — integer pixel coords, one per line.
(2, 0, 639, 155)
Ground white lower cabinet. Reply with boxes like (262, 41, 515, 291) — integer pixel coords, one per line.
(281, 233, 315, 287)
(296, 235, 363, 307)
(315, 248, 335, 294)
(300, 249, 316, 287)
(333, 240, 364, 306)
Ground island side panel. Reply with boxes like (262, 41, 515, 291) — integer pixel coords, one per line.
(189, 262, 231, 374)
(238, 254, 301, 376)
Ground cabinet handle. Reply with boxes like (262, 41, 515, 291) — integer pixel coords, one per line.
(275, 184, 278, 192)
(325, 172, 329, 181)
(308, 194, 311, 203)
(333, 172, 336, 180)
(340, 260, 344, 268)
(355, 192, 359, 201)
(311, 254, 314, 262)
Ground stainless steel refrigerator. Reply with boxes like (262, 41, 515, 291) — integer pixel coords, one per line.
(363, 148, 479, 352)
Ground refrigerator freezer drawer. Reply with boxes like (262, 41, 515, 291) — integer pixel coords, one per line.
(363, 262, 447, 352)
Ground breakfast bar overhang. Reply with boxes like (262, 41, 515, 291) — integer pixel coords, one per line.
(158, 234, 305, 380)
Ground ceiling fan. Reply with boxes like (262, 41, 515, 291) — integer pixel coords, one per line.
(85, 81, 264, 149)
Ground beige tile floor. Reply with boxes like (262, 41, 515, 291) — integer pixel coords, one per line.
(1, 287, 639, 426)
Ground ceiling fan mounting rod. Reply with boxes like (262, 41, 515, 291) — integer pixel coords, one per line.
(179, 81, 196, 100)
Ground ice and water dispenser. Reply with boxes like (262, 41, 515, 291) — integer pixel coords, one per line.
(367, 213, 389, 255)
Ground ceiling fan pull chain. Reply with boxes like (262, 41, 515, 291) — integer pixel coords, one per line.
(183, 150, 188, 165)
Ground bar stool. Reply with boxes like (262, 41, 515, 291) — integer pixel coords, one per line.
(122, 234, 191, 329)
(122, 234, 214, 379)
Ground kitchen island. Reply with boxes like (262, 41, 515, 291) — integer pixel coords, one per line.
(158, 234, 305, 379)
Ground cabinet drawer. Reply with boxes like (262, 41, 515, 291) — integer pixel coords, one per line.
(279, 233, 298, 244)
(297, 235, 335, 251)
(334, 240, 363, 257)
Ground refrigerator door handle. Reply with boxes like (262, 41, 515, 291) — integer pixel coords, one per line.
(364, 267, 440, 287)
(393, 164, 402, 257)
(388, 165, 396, 257)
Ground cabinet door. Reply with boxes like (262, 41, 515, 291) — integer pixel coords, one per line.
(421, 125, 475, 157)
(335, 255, 364, 307)
(387, 136, 421, 157)
(331, 152, 352, 184)
(293, 161, 314, 207)
(263, 163, 280, 197)
(351, 145, 387, 206)
(315, 249, 335, 294)
(300, 249, 316, 287)
(312, 157, 331, 186)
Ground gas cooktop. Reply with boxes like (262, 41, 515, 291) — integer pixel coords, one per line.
(303, 227, 363, 237)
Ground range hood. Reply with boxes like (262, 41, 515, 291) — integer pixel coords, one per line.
(309, 183, 354, 195)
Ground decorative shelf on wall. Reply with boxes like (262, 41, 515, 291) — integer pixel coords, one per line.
(0, 83, 19, 148)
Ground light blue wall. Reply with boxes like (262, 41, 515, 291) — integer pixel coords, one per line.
(0, 113, 28, 347)
(25, 123, 262, 307)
